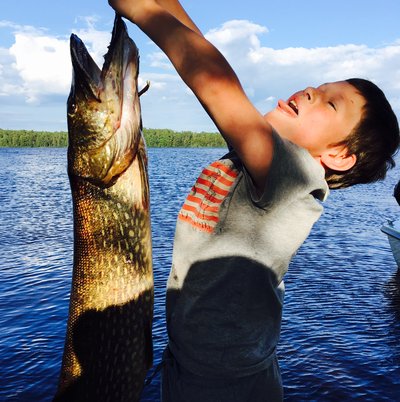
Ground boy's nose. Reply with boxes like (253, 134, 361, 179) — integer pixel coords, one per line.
(304, 87, 317, 103)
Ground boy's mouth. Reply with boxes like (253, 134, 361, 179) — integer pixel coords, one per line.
(288, 99, 299, 115)
(277, 99, 299, 117)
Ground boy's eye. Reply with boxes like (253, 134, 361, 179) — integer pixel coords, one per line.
(329, 101, 336, 111)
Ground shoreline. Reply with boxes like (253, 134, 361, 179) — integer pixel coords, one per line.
(0, 128, 226, 148)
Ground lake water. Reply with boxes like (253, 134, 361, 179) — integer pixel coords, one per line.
(1, 147, 400, 401)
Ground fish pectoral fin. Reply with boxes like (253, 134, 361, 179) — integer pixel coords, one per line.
(138, 81, 150, 97)
(137, 143, 150, 209)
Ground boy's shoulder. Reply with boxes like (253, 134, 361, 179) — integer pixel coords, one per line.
(220, 130, 329, 205)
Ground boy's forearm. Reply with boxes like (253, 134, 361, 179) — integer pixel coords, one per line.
(155, 0, 202, 35)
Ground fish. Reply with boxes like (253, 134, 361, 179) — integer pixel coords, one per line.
(53, 15, 153, 402)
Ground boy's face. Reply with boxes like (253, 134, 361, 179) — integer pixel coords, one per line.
(265, 81, 365, 159)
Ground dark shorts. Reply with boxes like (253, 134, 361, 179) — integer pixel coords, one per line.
(161, 347, 283, 402)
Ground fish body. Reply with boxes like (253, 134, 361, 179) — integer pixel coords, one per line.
(54, 15, 153, 402)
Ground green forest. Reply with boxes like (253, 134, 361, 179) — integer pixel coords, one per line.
(0, 128, 227, 148)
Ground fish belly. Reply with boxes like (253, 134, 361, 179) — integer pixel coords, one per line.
(55, 148, 153, 402)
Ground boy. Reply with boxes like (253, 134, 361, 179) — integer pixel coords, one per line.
(109, 1, 399, 400)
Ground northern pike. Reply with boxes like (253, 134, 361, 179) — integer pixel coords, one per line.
(54, 15, 153, 402)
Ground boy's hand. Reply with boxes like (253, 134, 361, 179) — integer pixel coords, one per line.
(108, 0, 147, 21)
(108, 0, 126, 16)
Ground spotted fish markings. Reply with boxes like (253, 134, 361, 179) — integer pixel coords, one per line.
(53, 15, 153, 402)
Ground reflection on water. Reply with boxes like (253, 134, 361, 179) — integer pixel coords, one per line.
(1, 147, 400, 401)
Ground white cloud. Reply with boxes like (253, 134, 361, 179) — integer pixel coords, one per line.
(206, 20, 267, 48)
(10, 32, 70, 103)
(0, 18, 111, 105)
(0, 47, 20, 96)
(205, 20, 400, 119)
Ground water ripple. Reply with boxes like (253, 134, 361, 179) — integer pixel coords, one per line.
(1, 148, 400, 401)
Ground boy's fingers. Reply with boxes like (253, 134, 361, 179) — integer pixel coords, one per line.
(108, 0, 126, 19)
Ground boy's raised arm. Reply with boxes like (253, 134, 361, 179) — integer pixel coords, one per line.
(108, 0, 274, 191)
(154, 0, 202, 35)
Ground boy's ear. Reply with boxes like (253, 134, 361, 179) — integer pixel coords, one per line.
(320, 146, 357, 172)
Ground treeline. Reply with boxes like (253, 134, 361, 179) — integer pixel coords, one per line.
(0, 128, 227, 148)
(0, 129, 67, 147)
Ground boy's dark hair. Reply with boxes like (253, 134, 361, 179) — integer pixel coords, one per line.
(325, 78, 399, 189)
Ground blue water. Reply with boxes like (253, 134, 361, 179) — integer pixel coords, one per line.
(0, 147, 400, 401)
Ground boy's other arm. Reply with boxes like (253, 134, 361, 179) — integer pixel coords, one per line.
(108, 0, 274, 191)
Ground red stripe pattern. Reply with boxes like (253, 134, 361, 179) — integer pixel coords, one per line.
(178, 160, 239, 233)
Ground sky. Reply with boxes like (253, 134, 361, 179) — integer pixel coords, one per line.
(1, 0, 400, 132)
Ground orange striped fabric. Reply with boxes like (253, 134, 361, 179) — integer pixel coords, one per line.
(178, 160, 239, 233)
